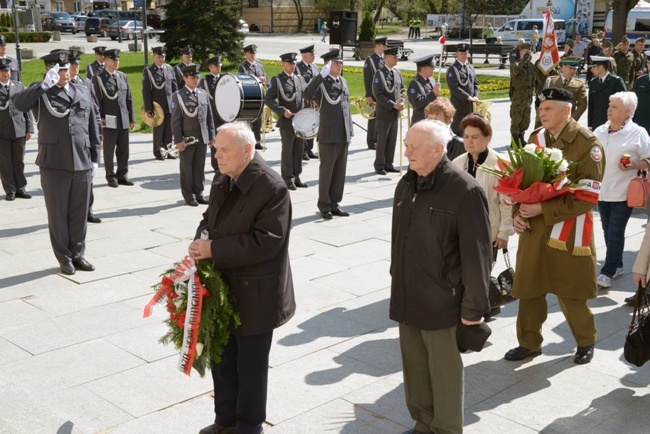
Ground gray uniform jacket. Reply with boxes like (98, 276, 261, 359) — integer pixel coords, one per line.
(295, 60, 319, 84)
(372, 67, 404, 121)
(408, 74, 436, 125)
(0, 80, 34, 139)
(200, 74, 225, 128)
(86, 60, 104, 79)
(447, 60, 479, 111)
(238, 60, 267, 81)
(92, 69, 135, 130)
(142, 63, 177, 113)
(70, 75, 102, 137)
(173, 62, 193, 93)
(304, 74, 353, 144)
(171, 86, 215, 145)
(0, 56, 21, 82)
(265, 72, 307, 129)
(364, 53, 384, 99)
(12, 82, 101, 170)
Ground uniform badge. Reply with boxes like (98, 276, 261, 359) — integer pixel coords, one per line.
(171, 102, 176, 109)
(364, 63, 367, 68)
(448, 72, 452, 77)
(268, 81, 273, 89)
(374, 78, 379, 83)
(410, 88, 416, 94)
(59, 52, 67, 63)
(590, 145, 603, 162)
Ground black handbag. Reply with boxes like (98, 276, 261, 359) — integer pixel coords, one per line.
(488, 248, 516, 310)
(624, 283, 650, 367)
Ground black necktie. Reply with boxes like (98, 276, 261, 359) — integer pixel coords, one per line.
(4, 84, 8, 92)
(563, 79, 568, 87)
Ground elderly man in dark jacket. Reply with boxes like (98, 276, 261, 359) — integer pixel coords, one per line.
(391, 119, 492, 434)
(189, 121, 295, 434)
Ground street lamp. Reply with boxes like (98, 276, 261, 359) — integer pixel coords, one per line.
(11, 0, 22, 72)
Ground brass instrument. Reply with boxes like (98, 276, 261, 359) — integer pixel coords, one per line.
(141, 101, 164, 128)
(398, 88, 410, 175)
(472, 100, 493, 123)
(261, 81, 274, 136)
(352, 97, 376, 120)
(160, 136, 198, 159)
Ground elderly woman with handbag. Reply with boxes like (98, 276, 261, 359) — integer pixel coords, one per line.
(594, 91, 650, 289)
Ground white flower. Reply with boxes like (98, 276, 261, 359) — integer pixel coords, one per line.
(558, 159, 569, 172)
(523, 144, 538, 155)
(548, 148, 563, 162)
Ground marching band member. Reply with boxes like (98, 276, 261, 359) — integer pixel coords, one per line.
(408, 54, 440, 125)
(295, 44, 319, 159)
(171, 64, 215, 207)
(363, 37, 387, 150)
(447, 43, 479, 135)
(200, 55, 224, 172)
(265, 52, 308, 190)
(239, 44, 267, 150)
(173, 46, 194, 91)
(304, 49, 353, 220)
(85, 46, 106, 79)
(372, 46, 404, 175)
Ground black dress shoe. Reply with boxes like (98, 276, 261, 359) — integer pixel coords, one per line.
(307, 151, 318, 159)
(375, 169, 387, 175)
(255, 143, 263, 150)
(108, 180, 118, 188)
(574, 345, 594, 364)
(60, 261, 76, 275)
(368, 144, 377, 150)
(196, 197, 210, 205)
(186, 199, 199, 206)
(155, 155, 165, 161)
(302, 153, 310, 161)
(295, 180, 309, 188)
(15, 190, 32, 199)
(504, 346, 542, 361)
(87, 213, 102, 223)
(5, 193, 15, 201)
(332, 207, 350, 217)
(321, 211, 333, 220)
(118, 178, 134, 186)
(385, 166, 400, 173)
(198, 424, 236, 434)
(287, 183, 297, 191)
(73, 258, 95, 272)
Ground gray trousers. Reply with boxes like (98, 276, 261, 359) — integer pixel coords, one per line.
(0, 137, 27, 194)
(374, 118, 398, 171)
(399, 323, 463, 434)
(367, 117, 378, 147)
(280, 127, 303, 185)
(179, 142, 207, 201)
(40, 167, 91, 264)
(318, 141, 348, 213)
(103, 128, 130, 182)
(153, 116, 173, 158)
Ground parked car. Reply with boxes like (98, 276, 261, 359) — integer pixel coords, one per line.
(73, 16, 88, 33)
(84, 17, 113, 37)
(239, 18, 249, 33)
(107, 20, 154, 40)
(53, 12, 75, 33)
(145, 13, 161, 29)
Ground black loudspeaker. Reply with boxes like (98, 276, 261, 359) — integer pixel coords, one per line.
(329, 11, 358, 45)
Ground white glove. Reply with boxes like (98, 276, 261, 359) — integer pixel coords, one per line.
(41, 64, 60, 89)
(320, 60, 331, 78)
(91, 162, 98, 180)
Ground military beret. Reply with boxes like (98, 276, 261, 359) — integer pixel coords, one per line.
(321, 48, 343, 62)
(537, 87, 573, 104)
(0, 58, 11, 70)
(299, 44, 315, 54)
(180, 46, 194, 55)
(152, 46, 166, 56)
(384, 47, 399, 57)
(413, 54, 436, 68)
(280, 52, 298, 63)
(68, 48, 83, 64)
(0, 35, 7, 45)
(244, 44, 257, 53)
(207, 55, 222, 66)
(181, 64, 201, 77)
(41, 50, 70, 69)
(103, 49, 120, 60)
(92, 46, 106, 55)
(620, 35, 630, 44)
(456, 43, 470, 52)
(374, 37, 388, 45)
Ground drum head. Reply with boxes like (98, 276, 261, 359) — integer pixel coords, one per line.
(293, 108, 319, 140)
(215, 74, 243, 123)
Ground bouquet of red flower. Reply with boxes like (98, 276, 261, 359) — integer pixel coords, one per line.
(143, 233, 240, 377)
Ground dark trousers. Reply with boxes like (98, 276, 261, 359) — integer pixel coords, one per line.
(318, 141, 348, 213)
(598, 200, 633, 277)
(211, 330, 273, 434)
(88, 184, 95, 214)
(367, 117, 377, 147)
(251, 118, 262, 146)
(451, 107, 471, 136)
(209, 144, 219, 172)
(303, 138, 314, 154)
(280, 127, 303, 184)
(40, 167, 91, 264)
(179, 142, 207, 201)
(0, 137, 27, 194)
(103, 128, 130, 182)
(374, 118, 399, 171)
(153, 116, 173, 158)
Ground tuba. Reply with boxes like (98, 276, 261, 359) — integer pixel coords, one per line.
(472, 100, 493, 123)
(351, 97, 376, 120)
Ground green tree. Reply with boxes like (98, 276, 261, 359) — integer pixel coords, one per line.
(160, 0, 244, 64)
(610, 0, 640, 44)
(314, 0, 361, 16)
(359, 10, 376, 41)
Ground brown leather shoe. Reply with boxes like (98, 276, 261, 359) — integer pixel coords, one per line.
(198, 424, 236, 434)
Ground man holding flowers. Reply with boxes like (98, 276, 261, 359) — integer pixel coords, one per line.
(505, 87, 604, 365)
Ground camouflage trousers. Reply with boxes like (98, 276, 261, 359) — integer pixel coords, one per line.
(510, 92, 532, 136)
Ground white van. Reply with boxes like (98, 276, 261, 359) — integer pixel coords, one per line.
(604, 9, 650, 43)
(494, 18, 566, 45)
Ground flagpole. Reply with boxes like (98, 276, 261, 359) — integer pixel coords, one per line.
(438, 23, 447, 83)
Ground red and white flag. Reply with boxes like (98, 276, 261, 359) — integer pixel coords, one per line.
(439, 34, 446, 45)
(537, 9, 560, 75)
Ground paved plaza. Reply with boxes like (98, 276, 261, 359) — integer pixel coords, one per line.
(1, 32, 650, 434)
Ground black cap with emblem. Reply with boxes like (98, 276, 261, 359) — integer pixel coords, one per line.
(41, 51, 71, 69)
(152, 46, 166, 56)
(374, 37, 388, 45)
(207, 55, 222, 66)
(244, 44, 257, 53)
(321, 48, 343, 62)
(0, 58, 11, 71)
(384, 47, 400, 57)
(103, 49, 120, 60)
(182, 64, 201, 77)
(280, 52, 298, 63)
(413, 54, 436, 68)
(456, 43, 470, 52)
(68, 48, 82, 64)
(299, 45, 315, 54)
(180, 46, 194, 55)
(537, 87, 573, 104)
(93, 46, 106, 55)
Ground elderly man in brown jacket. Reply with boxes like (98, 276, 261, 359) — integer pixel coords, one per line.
(391, 120, 492, 434)
(189, 122, 295, 434)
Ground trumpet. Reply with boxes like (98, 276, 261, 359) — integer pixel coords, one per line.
(160, 136, 198, 159)
(352, 97, 376, 120)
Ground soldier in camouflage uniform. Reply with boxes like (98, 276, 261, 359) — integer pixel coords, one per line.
(509, 43, 535, 142)
(612, 35, 635, 88)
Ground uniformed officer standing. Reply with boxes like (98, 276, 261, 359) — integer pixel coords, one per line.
(86, 46, 106, 79)
(612, 35, 635, 88)
(142, 46, 177, 161)
(0, 35, 21, 82)
(295, 44, 319, 159)
(588, 56, 626, 131)
(363, 37, 387, 150)
(509, 42, 535, 142)
(447, 43, 479, 135)
(633, 52, 650, 135)
(600, 40, 618, 76)
(265, 52, 308, 190)
(304, 49, 353, 220)
(173, 46, 194, 91)
(12, 51, 100, 275)
(372, 46, 404, 175)
(585, 35, 602, 83)
(199, 55, 224, 172)
(0, 58, 32, 201)
(92, 48, 135, 187)
(238, 44, 267, 150)
(68, 49, 102, 224)
(544, 57, 588, 122)
(407, 54, 440, 125)
(171, 64, 215, 207)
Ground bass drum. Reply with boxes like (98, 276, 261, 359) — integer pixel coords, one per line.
(214, 73, 264, 124)
(292, 108, 320, 140)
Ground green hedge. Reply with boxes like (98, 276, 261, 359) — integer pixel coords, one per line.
(0, 32, 51, 43)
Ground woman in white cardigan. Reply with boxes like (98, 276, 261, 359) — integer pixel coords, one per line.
(452, 114, 514, 252)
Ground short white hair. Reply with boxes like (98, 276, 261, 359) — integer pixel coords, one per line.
(610, 91, 638, 116)
(412, 119, 451, 152)
(217, 121, 256, 148)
